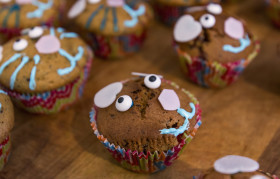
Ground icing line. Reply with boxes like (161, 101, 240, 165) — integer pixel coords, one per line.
(112, 8, 118, 32)
(100, 7, 109, 30)
(0, 53, 22, 75)
(2, 4, 20, 28)
(60, 32, 78, 39)
(27, 0, 53, 19)
(86, 4, 104, 29)
(123, 4, 145, 27)
(160, 103, 196, 137)
(57, 46, 84, 76)
(10, 56, 29, 90)
(223, 35, 251, 54)
(29, 55, 40, 90)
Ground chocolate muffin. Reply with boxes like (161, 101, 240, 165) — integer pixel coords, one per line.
(0, 90, 14, 171)
(0, 26, 93, 114)
(173, 3, 260, 88)
(90, 73, 202, 173)
(152, 0, 220, 26)
(196, 155, 279, 179)
(67, 0, 153, 59)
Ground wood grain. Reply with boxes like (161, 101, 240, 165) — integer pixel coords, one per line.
(1, 0, 280, 178)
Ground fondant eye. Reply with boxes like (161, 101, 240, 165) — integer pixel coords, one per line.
(0, 0, 12, 3)
(200, 14, 216, 28)
(88, 0, 101, 4)
(28, 26, 43, 39)
(13, 39, 28, 51)
(144, 74, 161, 89)
(116, 95, 133, 112)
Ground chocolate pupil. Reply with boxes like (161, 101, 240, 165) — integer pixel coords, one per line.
(205, 16, 209, 20)
(118, 97, 124, 103)
(15, 39, 21, 42)
(149, 76, 157, 82)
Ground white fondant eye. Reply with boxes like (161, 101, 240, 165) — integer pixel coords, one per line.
(68, 0, 86, 19)
(0, 46, 3, 62)
(13, 39, 28, 51)
(0, 0, 12, 3)
(200, 14, 216, 28)
(144, 74, 161, 89)
(206, 4, 222, 15)
(28, 26, 43, 39)
(88, 0, 101, 3)
(115, 95, 133, 112)
(250, 175, 269, 179)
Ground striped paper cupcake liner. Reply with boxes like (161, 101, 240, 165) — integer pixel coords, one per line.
(0, 135, 11, 171)
(90, 78, 202, 173)
(85, 28, 147, 59)
(175, 38, 260, 88)
(0, 48, 93, 114)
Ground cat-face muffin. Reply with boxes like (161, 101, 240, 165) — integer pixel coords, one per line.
(0, 0, 62, 43)
(90, 73, 202, 173)
(0, 90, 14, 171)
(0, 26, 93, 114)
(173, 3, 260, 88)
(196, 155, 279, 179)
(67, 0, 153, 59)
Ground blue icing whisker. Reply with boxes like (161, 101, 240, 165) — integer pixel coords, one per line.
(123, 4, 145, 27)
(57, 27, 65, 33)
(86, 4, 104, 29)
(100, 7, 110, 30)
(29, 55, 40, 91)
(57, 46, 84, 76)
(0, 53, 22, 75)
(223, 35, 251, 54)
(27, 0, 53, 19)
(2, 4, 20, 28)
(112, 8, 118, 32)
(50, 27, 55, 36)
(10, 56, 29, 90)
(60, 32, 78, 39)
(160, 103, 196, 137)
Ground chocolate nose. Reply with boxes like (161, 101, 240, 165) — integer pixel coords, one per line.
(35, 35, 61, 54)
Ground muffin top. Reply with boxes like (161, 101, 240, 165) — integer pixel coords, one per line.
(0, 26, 92, 93)
(154, 0, 220, 6)
(67, 0, 152, 36)
(93, 73, 201, 153)
(173, 4, 256, 63)
(0, 90, 14, 142)
(199, 155, 278, 179)
(0, 0, 59, 29)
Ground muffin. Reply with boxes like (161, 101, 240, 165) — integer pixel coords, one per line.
(173, 4, 260, 88)
(90, 73, 202, 173)
(265, 0, 280, 28)
(0, 90, 14, 171)
(195, 155, 279, 179)
(67, 0, 153, 59)
(0, 0, 64, 43)
(152, 0, 220, 26)
(0, 26, 93, 114)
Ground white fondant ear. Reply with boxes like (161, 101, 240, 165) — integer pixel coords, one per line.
(68, 0, 86, 19)
(94, 82, 123, 108)
(224, 17, 245, 40)
(174, 15, 202, 42)
(158, 89, 180, 111)
(214, 155, 259, 175)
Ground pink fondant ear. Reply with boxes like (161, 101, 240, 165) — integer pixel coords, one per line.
(16, 0, 32, 4)
(35, 35, 61, 54)
(107, 0, 124, 7)
(158, 89, 180, 111)
(224, 17, 245, 39)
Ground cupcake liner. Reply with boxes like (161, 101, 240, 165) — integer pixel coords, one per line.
(0, 135, 11, 171)
(0, 47, 93, 114)
(90, 79, 202, 173)
(85, 28, 147, 59)
(175, 38, 261, 88)
(266, 2, 280, 28)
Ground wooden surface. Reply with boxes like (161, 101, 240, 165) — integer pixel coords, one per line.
(1, 0, 280, 178)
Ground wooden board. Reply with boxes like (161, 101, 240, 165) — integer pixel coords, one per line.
(1, 0, 280, 178)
